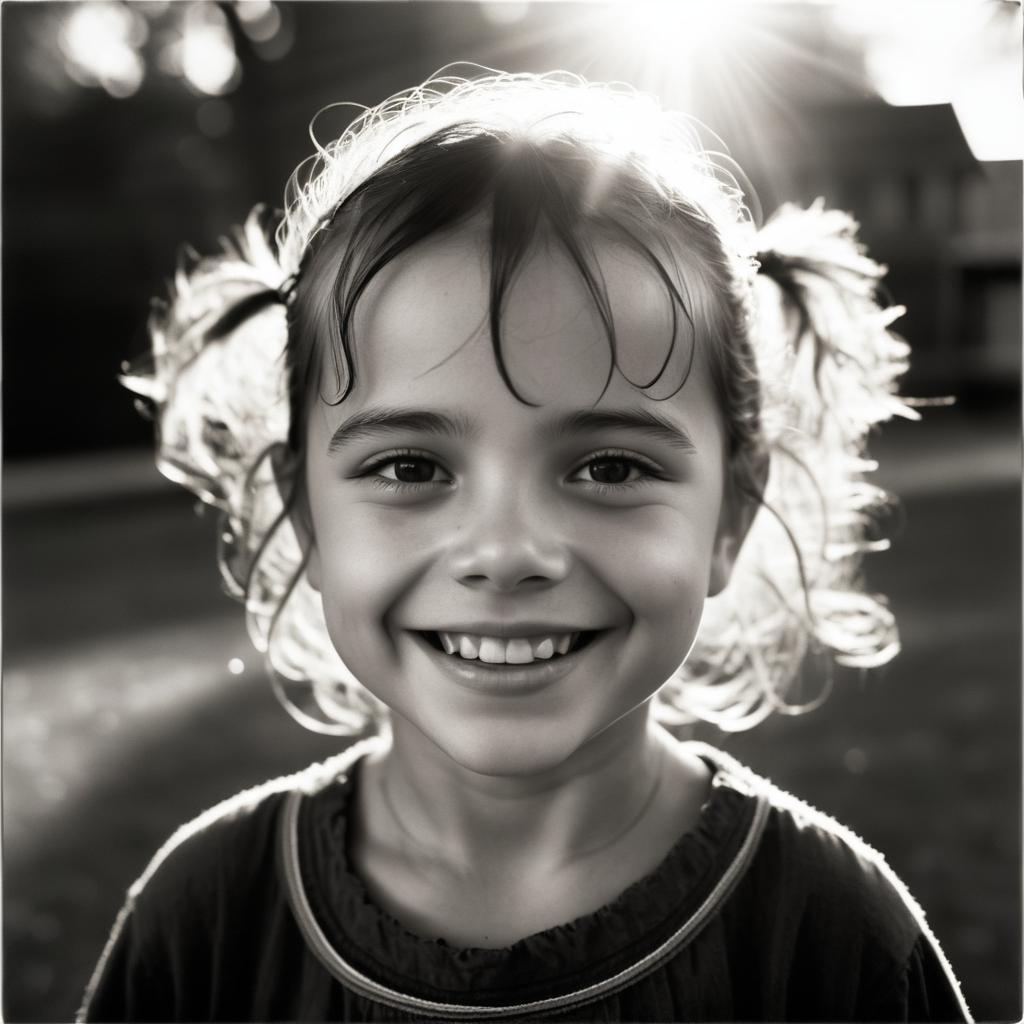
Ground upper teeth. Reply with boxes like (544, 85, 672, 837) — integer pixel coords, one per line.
(437, 632, 577, 664)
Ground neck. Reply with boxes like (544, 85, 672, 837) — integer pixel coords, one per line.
(365, 707, 669, 875)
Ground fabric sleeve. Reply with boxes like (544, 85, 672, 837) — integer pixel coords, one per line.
(76, 897, 175, 1023)
(904, 932, 974, 1023)
(861, 932, 973, 1023)
(75, 784, 295, 1023)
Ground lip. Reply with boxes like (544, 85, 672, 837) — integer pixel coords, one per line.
(407, 629, 609, 696)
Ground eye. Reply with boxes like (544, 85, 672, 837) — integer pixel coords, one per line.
(359, 450, 453, 491)
(380, 456, 444, 484)
(570, 451, 661, 488)
(584, 457, 636, 485)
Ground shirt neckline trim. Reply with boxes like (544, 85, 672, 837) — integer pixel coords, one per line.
(279, 747, 770, 1019)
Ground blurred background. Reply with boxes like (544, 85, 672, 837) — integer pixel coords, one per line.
(3, 1, 1020, 1020)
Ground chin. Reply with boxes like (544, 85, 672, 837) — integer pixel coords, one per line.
(426, 716, 593, 779)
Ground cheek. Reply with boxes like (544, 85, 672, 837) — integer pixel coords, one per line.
(633, 542, 708, 633)
(603, 502, 715, 587)
(311, 510, 421, 668)
(597, 506, 715, 654)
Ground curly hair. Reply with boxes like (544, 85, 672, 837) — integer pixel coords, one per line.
(124, 70, 916, 735)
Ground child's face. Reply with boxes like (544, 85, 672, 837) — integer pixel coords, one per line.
(303, 222, 740, 776)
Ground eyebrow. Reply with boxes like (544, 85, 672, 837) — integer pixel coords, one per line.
(327, 408, 476, 453)
(549, 409, 698, 452)
(327, 406, 697, 453)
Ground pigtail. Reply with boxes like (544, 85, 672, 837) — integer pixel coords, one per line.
(753, 199, 916, 439)
(122, 205, 293, 587)
(123, 205, 380, 735)
(659, 200, 917, 731)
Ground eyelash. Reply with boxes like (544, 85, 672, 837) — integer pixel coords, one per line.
(570, 449, 664, 492)
(356, 448, 663, 494)
(359, 450, 452, 493)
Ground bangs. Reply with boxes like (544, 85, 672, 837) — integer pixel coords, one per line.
(286, 125, 740, 451)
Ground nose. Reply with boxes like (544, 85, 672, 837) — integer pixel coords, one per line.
(448, 490, 572, 592)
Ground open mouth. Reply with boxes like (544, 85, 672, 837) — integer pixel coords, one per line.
(418, 630, 601, 666)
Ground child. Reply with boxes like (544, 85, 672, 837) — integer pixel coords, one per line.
(80, 71, 971, 1022)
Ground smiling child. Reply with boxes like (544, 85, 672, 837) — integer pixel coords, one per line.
(80, 71, 971, 1022)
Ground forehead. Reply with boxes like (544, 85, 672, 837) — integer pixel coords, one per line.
(321, 221, 722, 441)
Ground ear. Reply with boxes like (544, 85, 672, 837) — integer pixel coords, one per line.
(707, 451, 768, 597)
(272, 443, 322, 592)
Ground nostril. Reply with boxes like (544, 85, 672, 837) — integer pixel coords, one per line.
(449, 536, 572, 591)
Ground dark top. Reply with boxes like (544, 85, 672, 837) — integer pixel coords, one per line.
(79, 740, 972, 1022)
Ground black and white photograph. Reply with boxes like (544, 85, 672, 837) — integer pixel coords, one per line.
(4, 2, 1021, 1021)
